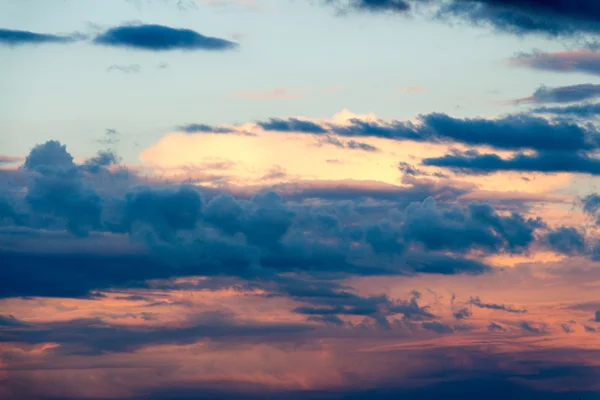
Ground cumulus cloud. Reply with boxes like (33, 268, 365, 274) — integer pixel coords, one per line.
(542, 227, 586, 256)
(2, 140, 528, 298)
(93, 24, 238, 51)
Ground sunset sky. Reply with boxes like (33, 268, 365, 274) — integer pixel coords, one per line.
(2, 1, 600, 399)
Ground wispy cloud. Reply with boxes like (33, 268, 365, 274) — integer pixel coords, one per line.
(107, 64, 142, 73)
(231, 87, 309, 100)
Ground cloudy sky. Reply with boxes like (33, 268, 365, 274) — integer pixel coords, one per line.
(2, 0, 600, 399)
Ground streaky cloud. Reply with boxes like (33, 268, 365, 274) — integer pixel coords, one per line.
(0, 28, 84, 46)
(423, 150, 600, 176)
(532, 102, 600, 118)
(511, 50, 600, 76)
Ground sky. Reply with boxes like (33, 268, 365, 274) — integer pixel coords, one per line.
(1, 0, 600, 399)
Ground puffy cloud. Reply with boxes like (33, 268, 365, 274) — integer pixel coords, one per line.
(401, 198, 541, 254)
(93, 24, 238, 51)
(0, 140, 525, 299)
(24, 140, 74, 171)
(119, 187, 203, 240)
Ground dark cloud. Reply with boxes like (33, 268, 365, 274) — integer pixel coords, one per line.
(24, 140, 75, 171)
(120, 187, 203, 241)
(0, 28, 83, 46)
(0, 140, 559, 299)
(0, 314, 27, 327)
(341, 0, 411, 12)
(469, 297, 527, 314)
(178, 123, 237, 134)
(516, 84, 600, 104)
(437, 0, 600, 37)
(420, 113, 597, 152)
(519, 321, 544, 333)
(596, 311, 600, 322)
(256, 113, 598, 152)
(532, 102, 600, 118)
(0, 311, 312, 355)
(423, 150, 600, 175)
(582, 193, 600, 216)
(93, 24, 237, 51)
(542, 227, 586, 256)
(511, 50, 600, 76)
(422, 321, 454, 334)
(453, 308, 472, 320)
(488, 322, 505, 331)
(291, 287, 436, 327)
(322, 0, 600, 37)
(401, 198, 541, 254)
(258, 118, 328, 133)
(118, 376, 600, 400)
(398, 162, 424, 176)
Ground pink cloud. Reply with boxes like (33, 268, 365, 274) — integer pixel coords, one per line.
(398, 86, 425, 93)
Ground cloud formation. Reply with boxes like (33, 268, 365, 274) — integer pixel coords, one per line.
(256, 113, 599, 152)
(532, 102, 600, 118)
(423, 150, 600, 175)
(2, 140, 533, 299)
(322, 0, 600, 37)
(515, 84, 600, 104)
(0, 28, 83, 46)
(511, 50, 600, 76)
(93, 24, 237, 51)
